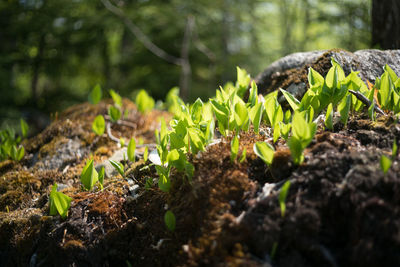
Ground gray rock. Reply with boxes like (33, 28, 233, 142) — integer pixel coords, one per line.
(255, 49, 400, 97)
(95, 147, 127, 178)
(32, 137, 88, 171)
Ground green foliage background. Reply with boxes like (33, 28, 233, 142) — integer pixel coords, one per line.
(0, 0, 371, 131)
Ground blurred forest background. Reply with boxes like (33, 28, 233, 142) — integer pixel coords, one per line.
(0, 0, 382, 132)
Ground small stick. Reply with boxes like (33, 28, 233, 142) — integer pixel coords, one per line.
(348, 89, 386, 115)
(104, 115, 137, 128)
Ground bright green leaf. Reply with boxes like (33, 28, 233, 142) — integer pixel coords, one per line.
(144, 146, 149, 162)
(239, 147, 247, 163)
(20, 119, 29, 138)
(135, 89, 155, 114)
(98, 166, 105, 190)
(109, 159, 125, 178)
(88, 84, 102, 105)
(230, 135, 239, 163)
(92, 115, 105, 136)
(280, 88, 300, 111)
(108, 106, 121, 122)
(127, 138, 136, 162)
(109, 89, 122, 107)
(81, 159, 99, 190)
(254, 141, 275, 166)
(380, 155, 392, 174)
(325, 103, 334, 130)
(49, 183, 72, 219)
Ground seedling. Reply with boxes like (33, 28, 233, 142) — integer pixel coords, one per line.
(92, 115, 105, 136)
(325, 103, 334, 130)
(98, 166, 105, 190)
(143, 146, 149, 162)
(135, 89, 155, 114)
(10, 145, 24, 161)
(108, 106, 121, 122)
(109, 89, 122, 107)
(88, 84, 102, 105)
(288, 111, 316, 165)
(155, 165, 171, 192)
(380, 155, 392, 174)
(80, 159, 99, 190)
(164, 210, 176, 232)
(109, 159, 125, 178)
(20, 118, 29, 138)
(279, 180, 291, 218)
(254, 141, 275, 166)
(49, 183, 72, 219)
(127, 138, 136, 162)
(230, 135, 239, 163)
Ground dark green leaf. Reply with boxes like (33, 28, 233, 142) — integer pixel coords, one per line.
(164, 210, 176, 232)
(20, 119, 29, 138)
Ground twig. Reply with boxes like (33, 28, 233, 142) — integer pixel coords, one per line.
(107, 122, 120, 143)
(104, 115, 137, 129)
(348, 89, 386, 115)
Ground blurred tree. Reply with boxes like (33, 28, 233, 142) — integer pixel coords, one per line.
(372, 0, 400, 49)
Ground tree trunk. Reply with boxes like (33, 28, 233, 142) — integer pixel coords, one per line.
(372, 0, 400, 49)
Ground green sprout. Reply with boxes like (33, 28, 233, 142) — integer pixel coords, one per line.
(127, 138, 136, 162)
(254, 141, 275, 166)
(108, 106, 121, 122)
(164, 210, 176, 232)
(80, 159, 99, 190)
(230, 135, 239, 163)
(20, 118, 29, 138)
(135, 89, 155, 114)
(88, 84, 102, 105)
(92, 115, 105, 136)
(287, 111, 316, 165)
(279, 180, 291, 218)
(109, 159, 125, 179)
(109, 89, 122, 107)
(49, 183, 72, 219)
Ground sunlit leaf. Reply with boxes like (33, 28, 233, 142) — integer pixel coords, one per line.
(49, 183, 72, 219)
(81, 159, 99, 190)
(20, 119, 29, 138)
(88, 84, 102, 105)
(108, 106, 121, 122)
(109, 89, 122, 107)
(380, 155, 392, 174)
(230, 135, 239, 163)
(253, 141, 275, 166)
(127, 138, 136, 162)
(280, 88, 300, 111)
(92, 115, 105, 136)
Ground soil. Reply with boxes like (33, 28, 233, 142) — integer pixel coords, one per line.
(1, 97, 400, 267)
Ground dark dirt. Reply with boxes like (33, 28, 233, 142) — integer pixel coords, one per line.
(1, 98, 400, 267)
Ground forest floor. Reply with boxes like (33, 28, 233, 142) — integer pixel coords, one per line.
(1, 96, 400, 266)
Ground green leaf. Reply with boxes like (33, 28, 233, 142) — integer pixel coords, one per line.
(325, 103, 334, 130)
(80, 159, 99, 190)
(92, 115, 105, 136)
(98, 166, 105, 190)
(234, 99, 249, 130)
(49, 183, 72, 219)
(109, 159, 125, 177)
(127, 138, 136, 162)
(239, 147, 247, 163)
(119, 137, 125, 147)
(308, 67, 324, 87)
(253, 141, 275, 166)
(384, 64, 398, 83)
(109, 89, 122, 107)
(144, 146, 149, 162)
(280, 88, 300, 111)
(230, 135, 239, 163)
(338, 94, 351, 126)
(191, 98, 203, 124)
(279, 180, 291, 218)
(188, 127, 205, 154)
(16, 146, 24, 161)
(210, 99, 229, 135)
(236, 66, 251, 97)
(135, 89, 155, 114)
(108, 106, 121, 122)
(378, 72, 391, 109)
(155, 165, 170, 192)
(164, 210, 176, 232)
(248, 81, 258, 107)
(287, 136, 304, 165)
(380, 155, 392, 174)
(145, 177, 153, 190)
(10, 145, 17, 161)
(368, 103, 376, 121)
(249, 102, 263, 134)
(20, 119, 29, 138)
(88, 84, 102, 105)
